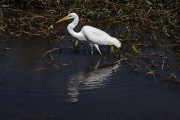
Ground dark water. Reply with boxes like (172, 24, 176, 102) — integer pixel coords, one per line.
(0, 38, 180, 120)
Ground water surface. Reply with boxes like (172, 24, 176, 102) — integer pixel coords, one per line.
(0, 38, 180, 120)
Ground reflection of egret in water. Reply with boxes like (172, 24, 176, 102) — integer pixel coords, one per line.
(67, 60, 120, 102)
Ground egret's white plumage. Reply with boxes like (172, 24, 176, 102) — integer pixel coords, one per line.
(56, 13, 121, 55)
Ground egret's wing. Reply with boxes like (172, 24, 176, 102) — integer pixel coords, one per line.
(82, 26, 113, 45)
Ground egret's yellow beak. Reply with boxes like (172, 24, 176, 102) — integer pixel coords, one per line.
(56, 16, 69, 24)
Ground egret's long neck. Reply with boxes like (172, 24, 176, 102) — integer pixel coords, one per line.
(67, 17, 82, 39)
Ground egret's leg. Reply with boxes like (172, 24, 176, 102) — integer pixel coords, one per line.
(94, 44, 102, 55)
(91, 45, 94, 55)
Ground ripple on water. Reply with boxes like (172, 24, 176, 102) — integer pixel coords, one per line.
(0, 39, 180, 120)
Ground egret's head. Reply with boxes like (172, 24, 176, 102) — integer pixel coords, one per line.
(56, 13, 78, 24)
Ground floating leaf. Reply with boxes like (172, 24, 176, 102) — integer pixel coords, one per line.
(49, 25, 53, 30)
(111, 46, 114, 53)
(146, 71, 154, 75)
(132, 45, 138, 53)
(169, 73, 179, 82)
(57, 35, 65, 42)
(145, 0, 153, 5)
(0, 26, 5, 31)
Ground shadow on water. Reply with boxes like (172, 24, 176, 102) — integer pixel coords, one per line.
(0, 37, 180, 120)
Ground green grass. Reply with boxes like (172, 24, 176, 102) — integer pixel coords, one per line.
(1, 0, 179, 84)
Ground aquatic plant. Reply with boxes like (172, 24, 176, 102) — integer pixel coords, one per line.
(1, 0, 179, 84)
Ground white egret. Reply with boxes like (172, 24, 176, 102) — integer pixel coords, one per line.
(56, 13, 121, 55)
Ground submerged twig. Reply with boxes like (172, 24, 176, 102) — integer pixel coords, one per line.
(113, 57, 128, 64)
(43, 48, 60, 68)
(34, 68, 48, 71)
(43, 48, 60, 59)
(43, 47, 71, 69)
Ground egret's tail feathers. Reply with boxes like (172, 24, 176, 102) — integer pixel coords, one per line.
(113, 38, 121, 48)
